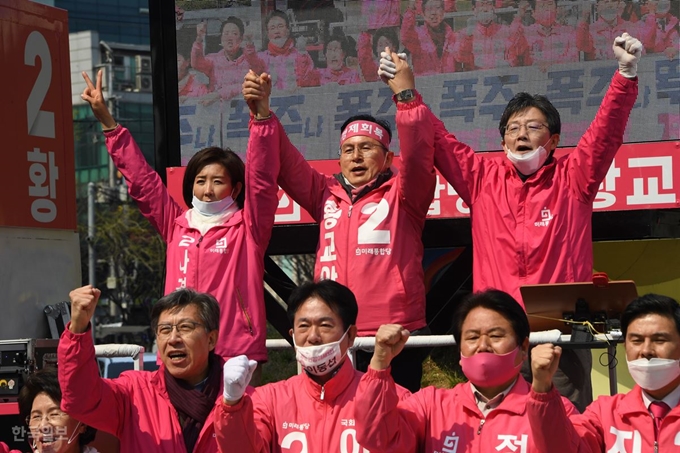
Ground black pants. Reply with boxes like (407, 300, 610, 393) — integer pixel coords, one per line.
(354, 327, 431, 393)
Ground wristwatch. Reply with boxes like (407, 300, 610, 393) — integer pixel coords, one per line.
(395, 89, 416, 103)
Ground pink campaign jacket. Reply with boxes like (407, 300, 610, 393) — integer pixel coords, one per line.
(105, 122, 280, 362)
(431, 71, 638, 305)
(271, 95, 436, 336)
(257, 42, 316, 91)
(357, 32, 380, 83)
(191, 42, 266, 100)
(645, 14, 680, 54)
(523, 22, 580, 65)
(214, 359, 410, 452)
(528, 384, 680, 452)
(355, 368, 579, 453)
(456, 21, 530, 70)
(401, 8, 459, 75)
(576, 17, 654, 61)
(58, 326, 222, 453)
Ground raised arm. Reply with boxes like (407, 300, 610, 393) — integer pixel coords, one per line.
(355, 325, 422, 452)
(214, 356, 268, 453)
(383, 49, 436, 217)
(243, 70, 327, 221)
(58, 286, 132, 436)
(357, 32, 379, 83)
(400, 2, 421, 58)
(191, 22, 214, 78)
(242, 71, 281, 246)
(526, 344, 592, 453)
(567, 33, 640, 203)
(379, 52, 482, 206)
(215, 395, 271, 453)
(81, 70, 183, 241)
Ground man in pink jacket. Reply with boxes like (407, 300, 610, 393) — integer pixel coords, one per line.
(244, 52, 436, 392)
(58, 286, 224, 452)
(191, 16, 265, 101)
(527, 293, 680, 452)
(355, 289, 579, 452)
(519, 0, 580, 68)
(380, 32, 642, 411)
(257, 10, 316, 91)
(640, 0, 680, 60)
(576, 0, 655, 61)
(455, 0, 530, 69)
(213, 280, 410, 452)
(401, 0, 460, 75)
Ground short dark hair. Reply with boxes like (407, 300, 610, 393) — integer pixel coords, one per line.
(266, 9, 290, 29)
(287, 280, 358, 331)
(340, 114, 393, 144)
(324, 31, 351, 57)
(499, 92, 561, 138)
(621, 293, 680, 338)
(183, 147, 245, 209)
(18, 368, 97, 446)
(452, 289, 530, 346)
(151, 288, 221, 335)
(372, 27, 400, 58)
(222, 16, 245, 37)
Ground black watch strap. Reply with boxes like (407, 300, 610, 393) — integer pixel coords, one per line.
(396, 89, 416, 102)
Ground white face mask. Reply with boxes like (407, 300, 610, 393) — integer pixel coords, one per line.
(192, 193, 235, 216)
(598, 7, 618, 23)
(657, 0, 671, 14)
(477, 10, 495, 25)
(627, 357, 680, 391)
(294, 328, 349, 376)
(505, 142, 549, 176)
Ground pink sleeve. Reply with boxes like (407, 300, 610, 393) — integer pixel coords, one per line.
(570, 400, 609, 452)
(297, 67, 321, 87)
(507, 27, 530, 67)
(295, 52, 320, 88)
(58, 325, 129, 437)
(244, 44, 267, 75)
(272, 116, 328, 223)
(214, 396, 269, 453)
(566, 71, 638, 203)
(358, 32, 379, 83)
(395, 93, 436, 217)
(576, 21, 594, 57)
(243, 115, 282, 247)
(104, 126, 183, 242)
(0, 442, 20, 453)
(454, 33, 474, 69)
(431, 108, 484, 206)
(527, 387, 590, 453)
(355, 368, 422, 453)
(400, 9, 421, 56)
(636, 14, 657, 52)
(191, 41, 213, 78)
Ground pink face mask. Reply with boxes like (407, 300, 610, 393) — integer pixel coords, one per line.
(460, 346, 523, 388)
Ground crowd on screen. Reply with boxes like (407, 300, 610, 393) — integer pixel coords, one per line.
(2, 9, 680, 453)
(176, 0, 679, 103)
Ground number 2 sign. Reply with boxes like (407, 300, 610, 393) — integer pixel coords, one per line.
(0, 1, 76, 229)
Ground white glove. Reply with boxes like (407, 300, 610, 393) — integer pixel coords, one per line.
(223, 355, 257, 402)
(613, 32, 642, 78)
(377, 51, 408, 80)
